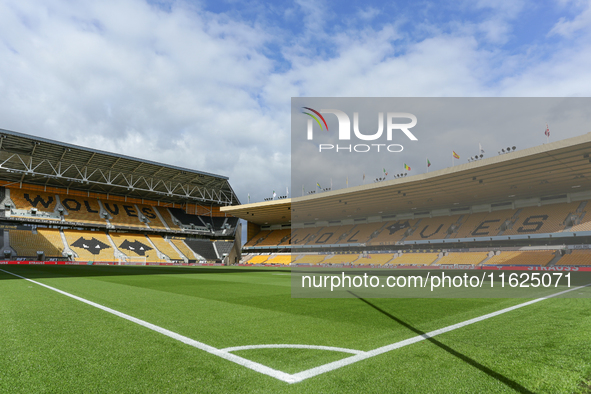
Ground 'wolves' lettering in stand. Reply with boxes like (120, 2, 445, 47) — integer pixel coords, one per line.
(24, 194, 54, 209)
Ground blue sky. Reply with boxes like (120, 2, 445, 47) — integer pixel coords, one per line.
(1, 0, 591, 204)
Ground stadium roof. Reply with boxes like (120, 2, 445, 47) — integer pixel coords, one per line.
(0, 128, 239, 206)
(223, 132, 591, 225)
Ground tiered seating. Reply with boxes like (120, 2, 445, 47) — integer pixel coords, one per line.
(308, 225, 355, 245)
(137, 204, 168, 229)
(10, 189, 57, 212)
(101, 201, 145, 228)
(245, 230, 271, 247)
(171, 239, 197, 260)
(435, 252, 488, 266)
(109, 233, 166, 262)
(453, 213, 491, 238)
(293, 254, 327, 265)
(368, 220, 417, 245)
(224, 217, 239, 231)
(215, 241, 233, 258)
(184, 239, 219, 261)
(555, 250, 591, 266)
(338, 223, 383, 244)
(391, 253, 438, 266)
(503, 203, 578, 235)
(256, 229, 291, 246)
(147, 235, 186, 260)
(568, 219, 591, 232)
(322, 254, 359, 265)
(59, 195, 106, 225)
(484, 251, 556, 266)
(265, 255, 293, 265)
(355, 254, 395, 266)
(291, 227, 323, 245)
(248, 255, 269, 264)
(406, 216, 460, 241)
(168, 208, 204, 227)
(64, 230, 116, 262)
(156, 207, 182, 230)
(9, 229, 64, 257)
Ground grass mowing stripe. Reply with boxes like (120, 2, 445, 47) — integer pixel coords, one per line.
(3, 266, 588, 387)
(0, 268, 297, 384)
(288, 284, 591, 383)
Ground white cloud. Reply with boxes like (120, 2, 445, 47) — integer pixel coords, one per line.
(1, 0, 591, 205)
(550, 0, 591, 37)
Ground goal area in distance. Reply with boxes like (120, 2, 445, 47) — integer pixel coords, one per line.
(117, 256, 147, 266)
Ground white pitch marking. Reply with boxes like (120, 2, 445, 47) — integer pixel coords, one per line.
(222, 344, 364, 355)
(289, 283, 591, 383)
(0, 268, 298, 384)
(2, 267, 588, 385)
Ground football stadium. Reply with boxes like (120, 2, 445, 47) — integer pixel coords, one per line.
(1, 124, 591, 393)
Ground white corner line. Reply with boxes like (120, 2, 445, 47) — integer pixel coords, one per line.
(0, 268, 298, 384)
(2, 268, 588, 385)
(289, 283, 591, 383)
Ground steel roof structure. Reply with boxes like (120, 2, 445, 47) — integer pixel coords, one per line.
(0, 128, 239, 206)
(222, 132, 591, 225)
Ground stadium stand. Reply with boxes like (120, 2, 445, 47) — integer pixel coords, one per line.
(109, 233, 166, 262)
(58, 195, 107, 225)
(9, 228, 64, 258)
(503, 203, 579, 235)
(244, 230, 271, 247)
(137, 204, 168, 229)
(156, 207, 183, 231)
(147, 235, 186, 261)
(171, 239, 197, 260)
(453, 212, 494, 238)
(322, 254, 359, 265)
(406, 216, 462, 241)
(308, 225, 355, 245)
(435, 252, 489, 266)
(291, 227, 323, 245)
(338, 223, 385, 244)
(102, 202, 146, 228)
(10, 189, 57, 213)
(248, 255, 269, 265)
(368, 220, 417, 245)
(168, 208, 206, 228)
(224, 217, 240, 231)
(265, 254, 293, 265)
(64, 230, 116, 262)
(483, 251, 556, 266)
(391, 253, 439, 266)
(555, 250, 591, 266)
(184, 239, 219, 261)
(356, 253, 396, 266)
(214, 240, 234, 257)
(293, 254, 327, 265)
(255, 229, 291, 246)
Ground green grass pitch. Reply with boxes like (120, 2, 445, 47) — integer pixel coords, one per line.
(1, 265, 590, 393)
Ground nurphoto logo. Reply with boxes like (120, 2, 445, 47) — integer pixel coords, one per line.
(302, 107, 418, 153)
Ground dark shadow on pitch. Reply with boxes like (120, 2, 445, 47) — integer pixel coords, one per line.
(349, 291, 534, 394)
